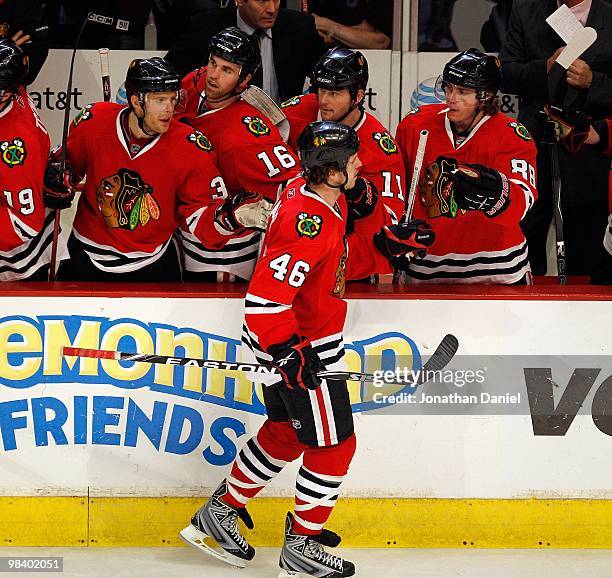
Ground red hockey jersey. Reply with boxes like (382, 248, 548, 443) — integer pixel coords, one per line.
(178, 70, 300, 279)
(0, 88, 62, 281)
(282, 93, 406, 223)
(395, 104, 537, 284)
(243, 176, 391, 383)
(65, 102, 225, 274)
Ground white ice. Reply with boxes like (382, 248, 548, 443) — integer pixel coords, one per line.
(2, 547, 612, 577)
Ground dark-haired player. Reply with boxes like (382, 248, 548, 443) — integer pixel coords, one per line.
(180, 121, 434, 577)
(396, 49, 538, 284)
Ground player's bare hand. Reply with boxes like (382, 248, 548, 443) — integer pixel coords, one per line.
(11, 30, 31, 47)
(566, 59, 592, 89)
(547, 47, 564, 72)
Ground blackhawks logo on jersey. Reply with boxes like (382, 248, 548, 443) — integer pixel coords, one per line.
(187, 131, 213, 152)
(0, 138, 26, 168)
(373, 131, 398, 155)
(508, 122, 532, 141)
(281, 96, 302, 108)
(73, 104, 94, 127)
(296, 212, 322, 239)
(242, 115, 271, 137)
(96, 168, 160, 230)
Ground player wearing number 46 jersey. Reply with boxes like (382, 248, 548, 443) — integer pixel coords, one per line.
(180, 122, 435, 577)
(178, 27, 299, 282)
(43, 57, 232, 282)
(396, 49, 538, 284)
(0, 40, 66, 281)
(282, 48, 406, 226)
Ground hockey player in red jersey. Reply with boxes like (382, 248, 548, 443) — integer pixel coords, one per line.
(42, 57, 264, 282)
(0, 39, 62, 281)
(179, 122, 434, 577)
(178, 27, 297, 282)
(395, 49, 538, 284)
(281, 48, 406, 225)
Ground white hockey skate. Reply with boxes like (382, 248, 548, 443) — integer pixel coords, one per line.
(179, 479, 255, 568)
(278, 512, 355, 578)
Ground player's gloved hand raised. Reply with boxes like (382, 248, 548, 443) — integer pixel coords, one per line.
(449, 161, 510, 218)
(214, 190, 274, 235)
(344, 177, 378, 220)
(268, 334, 325, 391)
(43, 161, 76, 210)
(374, 219, 435, 260)
(544, 104, 591, 154)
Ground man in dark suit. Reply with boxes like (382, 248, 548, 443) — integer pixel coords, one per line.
(165, 0, 325, 103)
(500, 0, 612, 278)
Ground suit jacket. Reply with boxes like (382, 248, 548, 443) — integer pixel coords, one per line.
(500, 0, 612, 207)
(165, 7, 326, 102)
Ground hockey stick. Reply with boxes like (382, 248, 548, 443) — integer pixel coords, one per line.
(241, 85, 290, 141)
(538, 113, 566, 284)
(404, 129, 429, 221)
(62, 333, 458, 386)
(99, 48, 111, 102)
(393, 129, 429, 283)
(550, 135, 566, 284)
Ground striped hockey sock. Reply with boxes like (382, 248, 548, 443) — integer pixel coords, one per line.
(223, 420, 305, 509)
(292, 433, 356, 535)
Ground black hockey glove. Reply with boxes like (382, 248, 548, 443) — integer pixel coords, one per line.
(214, 190, 273, 235)
(374, 219, 435, 260)
(268, 334, 326, 391)
(43, 160, 76, 210)
(544, 104, 591, 154)
(449, 162, 510, 218)
(344, 177, 379, 220)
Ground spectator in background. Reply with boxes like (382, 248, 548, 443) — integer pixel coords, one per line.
(418, 0, 457, 52)
(480, 0, 514, 52)
(0, 0, 49, 84)
(306, 0, 392, 50)
(500, 0, 612, 278)
(165, 0, 325, 102)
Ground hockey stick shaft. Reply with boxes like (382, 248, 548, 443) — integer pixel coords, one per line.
(62, 334, 458, 386)
(550, 142, 566, 285)
(404, 129, 429, 221)
(393, 129, 429, 284)
(99, 48, 111, 102)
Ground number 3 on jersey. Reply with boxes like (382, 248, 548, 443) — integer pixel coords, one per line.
(257, 145, 296, 177)
(269, 253, 310, 287)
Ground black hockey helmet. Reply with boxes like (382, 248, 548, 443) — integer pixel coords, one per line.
(298, 121, 359, 175)
(312, 47, 369, 99)
(437, 48, 501, 96)
(208, 26, 261, 83)
(0, 39, 28, 92)
(125, 57, 181, 100)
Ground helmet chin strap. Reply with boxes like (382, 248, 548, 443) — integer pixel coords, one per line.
(132, 94, 160, 137)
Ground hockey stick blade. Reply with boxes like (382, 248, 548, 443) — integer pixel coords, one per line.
(62, 334, 458, 386)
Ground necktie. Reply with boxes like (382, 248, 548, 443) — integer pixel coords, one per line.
(251, 29, 264, 89)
